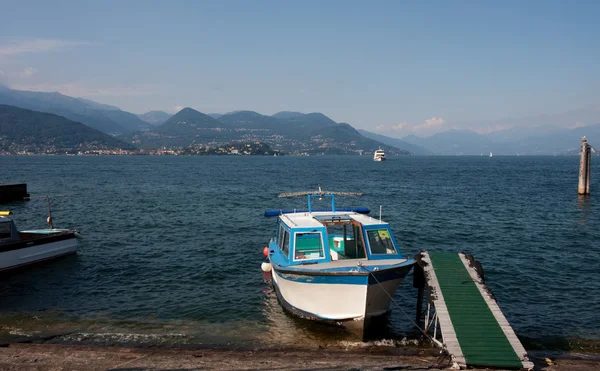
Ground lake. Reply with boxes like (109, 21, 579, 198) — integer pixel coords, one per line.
(0, 155, 598, 350)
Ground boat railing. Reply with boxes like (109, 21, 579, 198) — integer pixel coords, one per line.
(276, 186, 363, 213)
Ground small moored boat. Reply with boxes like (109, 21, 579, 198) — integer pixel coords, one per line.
(0, 209, 79, 272)
(263, 188, 415, 337)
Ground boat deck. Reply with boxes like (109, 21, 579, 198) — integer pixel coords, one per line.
(420, 251, 533, 370)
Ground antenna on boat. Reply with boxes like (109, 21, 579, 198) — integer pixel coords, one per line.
(46, 196, 54, 229)
(379, 205, 382, 222)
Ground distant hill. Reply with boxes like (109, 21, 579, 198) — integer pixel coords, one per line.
(207, 113, 223, 119)
(308, 123, 410, 155)
(272, 111, 305, 120)
(358, 130, 431, 155)
(158, 107, 227, 131)
(402, 125, 600, 155)
(0, 85, 151, 134)
(0, 105, 135, 154)
(137, 110, 171, 125)
(127, 107, 232, 148)
(288, 112, 337, 128)
(126, 107, 403, 155)
(398, 106, 600, 155)
(218, 110, 282, 130)
(76, 97, 120, 111)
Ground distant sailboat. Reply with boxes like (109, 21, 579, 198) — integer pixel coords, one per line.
(489, 152, 493, 158)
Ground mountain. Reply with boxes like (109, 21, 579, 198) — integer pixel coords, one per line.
(510, 124, 600, 155)
(308, 123, 410, 155)
(0, 85, 151, 134)
(401, 106, 600, 155)
(272, 111, 305, 120)
(127, 107, 232, 148)
(428, 130, 494, 155)
(218, 110, 282, 130)
(76, 97, 120, 111)
(127, 107, 406, 155)
(207, 113, 223, 119)
(288, 112, 337, 128)
(467, 106, 600, 142)
(0, 105, 135, 154)
(358, 130, 432, 155)
(137, 110, 171, 125)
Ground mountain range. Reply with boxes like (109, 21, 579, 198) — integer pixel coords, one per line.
(1, 84, 598, 155)
(0, 85, 151, 134)
(0, 105, 134, 154)
(127, 107, 411, 155)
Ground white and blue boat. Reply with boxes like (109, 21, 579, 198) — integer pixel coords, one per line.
(263, 188, 415, 336)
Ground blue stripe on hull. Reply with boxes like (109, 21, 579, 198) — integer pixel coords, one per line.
(277, 272, 368, 285)
(368, 265, 413, 284)
(273, 264, 413, 285)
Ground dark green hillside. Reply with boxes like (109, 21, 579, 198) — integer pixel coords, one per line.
(298, 113, 337, 127)
(155, 107, 227, 134)
(308, 123, 410, 155)
(218, 110, 282, 130)
(283, 112, 338, 134)
(272, 111, 305, 119)
(127, 107, 233, 148)
(0, 85, 150, 134)
(0, 105, 136, 153)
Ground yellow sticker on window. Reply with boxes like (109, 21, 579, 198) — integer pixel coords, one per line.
(378, 230, 390, 239)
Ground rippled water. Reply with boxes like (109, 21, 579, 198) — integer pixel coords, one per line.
(0, 155, 598, 350)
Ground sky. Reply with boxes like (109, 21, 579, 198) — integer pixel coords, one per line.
(0, 0, 599, 137)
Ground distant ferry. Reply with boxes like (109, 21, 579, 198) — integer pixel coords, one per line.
(373, 149, 386, 161)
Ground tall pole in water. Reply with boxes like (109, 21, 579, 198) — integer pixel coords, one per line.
(578, 136, 591, 195)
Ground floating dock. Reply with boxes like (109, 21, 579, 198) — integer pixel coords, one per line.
(416, 251, 534, 370)
(0, 183, 30, 203)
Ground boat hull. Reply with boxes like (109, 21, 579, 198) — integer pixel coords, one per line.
(0, 231, 78, 272)
(271, 264, 413, 335)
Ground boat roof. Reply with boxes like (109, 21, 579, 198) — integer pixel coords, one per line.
(280, 210, 387, 229)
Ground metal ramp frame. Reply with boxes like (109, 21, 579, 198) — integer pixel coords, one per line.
(417, 251, 534, 370)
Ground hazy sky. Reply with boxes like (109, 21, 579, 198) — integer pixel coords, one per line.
(0, 0, 598, 136)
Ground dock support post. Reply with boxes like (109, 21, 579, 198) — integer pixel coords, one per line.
(578, 136, 591, 195)
(416, 286, 424, 325)
(413, 263, 425, 326)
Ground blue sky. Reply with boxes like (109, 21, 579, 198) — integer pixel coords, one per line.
(0, 0, 598, 136)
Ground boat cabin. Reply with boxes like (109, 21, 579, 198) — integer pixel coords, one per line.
(269, 211, 403, 267)
(0, 214, 19, 243)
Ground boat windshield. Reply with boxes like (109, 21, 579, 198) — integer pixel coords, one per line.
(366, 229, 397, 255)
(294, 232, 324, 261)
(277, 224, 290, 257)
(0, 222, 11, 240)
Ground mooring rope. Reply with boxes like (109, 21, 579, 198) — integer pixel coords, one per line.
(357, 262, 452, 369)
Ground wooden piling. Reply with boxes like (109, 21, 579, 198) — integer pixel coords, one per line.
(578, 137, 591, 195)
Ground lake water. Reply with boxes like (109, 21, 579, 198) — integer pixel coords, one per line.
(0, 155, 598, 351)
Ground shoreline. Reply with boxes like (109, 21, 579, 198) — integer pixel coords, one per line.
(0, 343, 598, 370)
